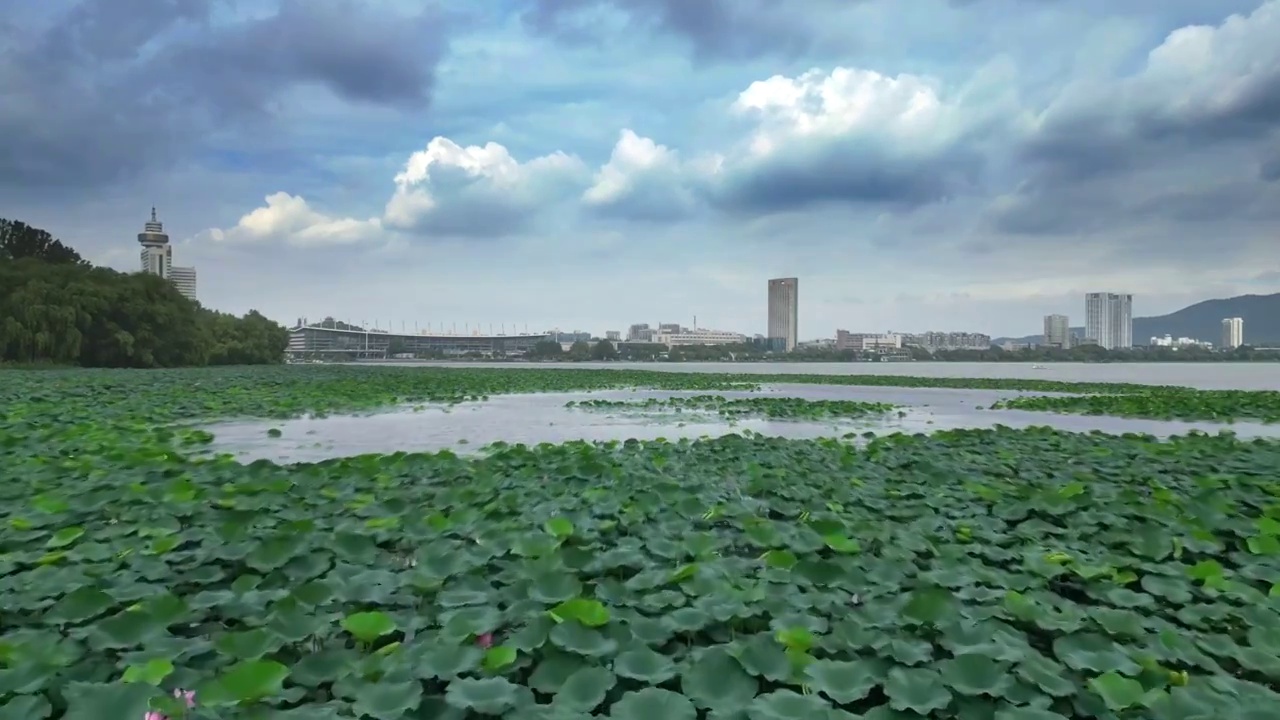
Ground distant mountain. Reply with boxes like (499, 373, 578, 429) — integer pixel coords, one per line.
(995, 293, 1280, 347)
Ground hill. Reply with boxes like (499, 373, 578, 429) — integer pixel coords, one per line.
(996, 293, 1280, 347)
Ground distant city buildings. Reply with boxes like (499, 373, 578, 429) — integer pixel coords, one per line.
(626, 323, 655, 342)
(767, 278, 799, 352)
(900, 331, 992, 351)
(1221, 317, 1244, 350)
(137, 207, 198, 302)
(1084, 292, 1133, 349)
(1151, 334, 1212, 349)
(1043, 314, 1071, 349)
(605, 330, 621, 342)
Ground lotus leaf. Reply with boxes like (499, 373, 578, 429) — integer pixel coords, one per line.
(3, 366, 1280, 719)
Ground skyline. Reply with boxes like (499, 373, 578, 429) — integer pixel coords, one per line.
(2, 0, 1278, 337)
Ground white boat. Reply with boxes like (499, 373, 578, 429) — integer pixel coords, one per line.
(1031, 364, 1047, 369)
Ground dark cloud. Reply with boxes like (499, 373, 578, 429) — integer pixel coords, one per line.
(713, 142, 984, 215)
(987, 1, 1280, 237)
(0, 0, 446, 193)
(522, 0, 818, 60)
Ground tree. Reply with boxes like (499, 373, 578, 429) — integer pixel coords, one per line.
(0, 219, 87, 265)
(591, 339, 620, 360)
(567, 340, 592, 360)
(527, 340, 563, 359)
(0, 219, 288, 368)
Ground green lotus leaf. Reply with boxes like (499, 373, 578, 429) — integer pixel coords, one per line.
(62, 681, 159, 720)
(46, 586, 116, 624)
(205, 659, 290, 703)
(529, 650, 590, 693)
(550, 622, 618, 657)
(213, 628, 279, 659)
(803, 658, 883, 704)
(884, 666, 953, 714)
(352, 679, 424, 719)
(681, 646, 758, 712)
(612, 645, 677, 683)
(530, 572, 584, 604)
(549, 598, 610, 627)
(46, 526, 85, 548)
(902, 586, 957, 626)
(0, 694, 52, 720)
(544, 517, 575, 539)
(1053, 633, 1140, 674)
(993, 707, 1071, 720)
(608, 688, 696, 720)
(1013, 652, 1076, 697)
(939, 654, 1012, 696)
(745, 689, 833, 719)
(120, 658, 174, 685)
(553, 666, 615, 711)
(93, 610, 167, 649)
(292, 648, 360, 687)
(1088, 670, 1146, 711)
(341, 610, 397, 642)
(445, 676, 522, 715)
(483, 645, 519, 671)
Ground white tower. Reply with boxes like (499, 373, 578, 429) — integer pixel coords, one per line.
(138, 207, 172, 279)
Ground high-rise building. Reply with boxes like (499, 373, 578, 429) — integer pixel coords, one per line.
(1084, 293, 1132, 349)
(138, 207, 198, 302)
(1221, 317, 1244, 350)
(1043, 314, 1070, 349)
(767, 278, 799, 351)
(171, 266, 197, 302)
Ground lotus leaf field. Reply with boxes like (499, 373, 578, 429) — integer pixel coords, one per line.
(993, 390, 1280, 424)
(2, 365, 1280, 720)
(565, 395, 900, 421)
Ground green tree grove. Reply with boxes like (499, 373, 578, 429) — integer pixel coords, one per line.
(0, 220, 289, 368)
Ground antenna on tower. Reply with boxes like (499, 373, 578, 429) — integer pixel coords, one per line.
(151, 206, 157, 222)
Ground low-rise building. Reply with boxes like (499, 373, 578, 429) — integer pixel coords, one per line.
(900, 331, 991, 351)
(837, 330, 904, 351)
(652, 328, 747, 346)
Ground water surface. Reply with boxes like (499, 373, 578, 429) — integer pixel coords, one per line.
(350, 361, 1278, 391)
(207, 384, 1280, 464)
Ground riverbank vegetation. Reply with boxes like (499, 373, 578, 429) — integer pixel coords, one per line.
(2, 361, 1278, 718)
(0, 217, 289, 367)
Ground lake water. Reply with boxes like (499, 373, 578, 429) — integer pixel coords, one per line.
(355, 361, 1280, 391)
(206, 384, 1280, 464)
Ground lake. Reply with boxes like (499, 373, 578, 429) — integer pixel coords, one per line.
(352, 361, 1279, 391)
(207, 384, 1280, 464)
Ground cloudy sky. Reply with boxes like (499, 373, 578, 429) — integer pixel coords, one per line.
(3, 0, 1278, 338)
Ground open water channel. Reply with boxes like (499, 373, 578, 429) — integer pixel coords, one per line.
(206, 377, 1280, 463)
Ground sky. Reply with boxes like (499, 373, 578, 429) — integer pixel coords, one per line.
(2, 0, 1278, 339)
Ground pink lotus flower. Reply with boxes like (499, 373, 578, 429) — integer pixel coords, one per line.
(476, 632, 494, 648)
(142, 689, 196, 719)
(174, 688, 196, 708)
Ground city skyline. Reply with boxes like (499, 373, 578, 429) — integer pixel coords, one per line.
(3, 1, 1278, 336)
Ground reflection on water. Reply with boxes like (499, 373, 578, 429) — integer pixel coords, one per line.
(203, 384, 1280, 464)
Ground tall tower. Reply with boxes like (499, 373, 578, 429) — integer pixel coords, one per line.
(138, 207, 172, 279)
(767, 278, 799, 352)
(137, 207, 198, 302)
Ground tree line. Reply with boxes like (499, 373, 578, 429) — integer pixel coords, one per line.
(1, 218, 289, 368)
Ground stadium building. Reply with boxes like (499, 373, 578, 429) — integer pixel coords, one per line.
(287, 323, 550, 358)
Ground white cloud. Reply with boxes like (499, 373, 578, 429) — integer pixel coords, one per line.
(384, 136, 587, 236)
(581, 129, 701, 220)
(200, 136, 590, 245)
(206, 192, 382, 247)
(731, 67, 957, 156)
